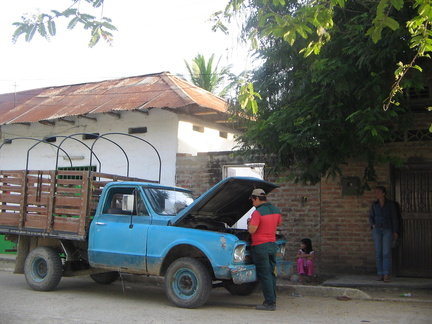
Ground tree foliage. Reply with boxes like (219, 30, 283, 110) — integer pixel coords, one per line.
(220, 0, 431, 185)
(184, 53, 237, 98)
(215, 0, 432, 109)
(12, 0, 116, 48)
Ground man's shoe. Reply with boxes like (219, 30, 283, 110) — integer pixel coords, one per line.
(256, 303, 276, 311)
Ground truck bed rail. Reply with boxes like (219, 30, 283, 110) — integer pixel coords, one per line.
(0, 170, 148, 240)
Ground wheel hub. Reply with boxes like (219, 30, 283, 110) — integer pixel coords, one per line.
(174, 269, 197, 298)
(32, 257, 48, 280)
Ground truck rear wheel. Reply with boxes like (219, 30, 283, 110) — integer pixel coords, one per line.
(24, 246, 63, 291)
(165, 257, 212, 308)
(90, 272, 120, 284)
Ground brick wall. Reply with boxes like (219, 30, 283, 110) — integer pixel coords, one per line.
(175, 152, 233, 195)
(319, 138, 432, 275)
(319, 162, 388, 275)
(176, 137, 432, 276)
(266, 176, 321, 273)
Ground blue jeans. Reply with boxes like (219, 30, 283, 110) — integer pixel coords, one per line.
(372, 227, 393, 275)
(251, 242, 277, 305)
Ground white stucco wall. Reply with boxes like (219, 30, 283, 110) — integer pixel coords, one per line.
(177, 121, 237, 155)
(0, 109, 179, 186)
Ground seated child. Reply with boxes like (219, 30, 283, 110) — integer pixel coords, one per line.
(296, 238, 315, 284)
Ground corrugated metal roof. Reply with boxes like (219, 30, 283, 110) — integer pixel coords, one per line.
(0, 72, 230, 125)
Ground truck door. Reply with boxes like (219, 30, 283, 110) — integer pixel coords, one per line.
(88, 187, 150, 271)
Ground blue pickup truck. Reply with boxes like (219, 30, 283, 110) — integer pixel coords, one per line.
(0, 170, 290, 308)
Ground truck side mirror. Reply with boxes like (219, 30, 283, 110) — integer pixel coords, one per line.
(122, 194, 135, 212)
(122, 194, 135, 229)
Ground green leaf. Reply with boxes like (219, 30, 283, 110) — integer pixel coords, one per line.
(376, 0, 388, 16)
(283, 30, 296, 45)
(101, 20, 117, 31)
(67, 16, 79, 30)
(412, 64, 423, 72)
(390, 0, 404, 10)
(89, 33, 100, 48)
(333, 0, 346, 7)
(383, 17, 399, 31)
(48, 20, 56, 36)
(296, 25, 308, 39)
(366, 25, 383, 43)
(11, 24, 26, 43)
(91, 0, 104, 8)
(258, 13, 273, 28)
(274, 14, 286, 25)
(251, 100, 258, 113)
(238, 82, 261, 114)
(25, 24, 37, 42)
(37, 22, 47, 38)
(80, 13, 96, 21)
(62, 8, 77, 17)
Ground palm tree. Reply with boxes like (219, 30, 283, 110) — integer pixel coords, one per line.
(184, 54, 234, 98)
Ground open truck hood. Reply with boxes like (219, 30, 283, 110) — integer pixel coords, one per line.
(170, 177, 279, 227)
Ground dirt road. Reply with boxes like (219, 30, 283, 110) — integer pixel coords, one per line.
(0, 270, 431, 324)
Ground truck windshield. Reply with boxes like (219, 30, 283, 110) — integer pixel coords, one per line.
(143, 188, 194, 216)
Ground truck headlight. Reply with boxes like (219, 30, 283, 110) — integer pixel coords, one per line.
(233, 244, 246, 263)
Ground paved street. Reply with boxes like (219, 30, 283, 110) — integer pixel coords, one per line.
(0, 271, 431, 324)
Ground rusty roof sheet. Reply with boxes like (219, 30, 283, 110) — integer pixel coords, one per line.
(0, 72, 230, 125)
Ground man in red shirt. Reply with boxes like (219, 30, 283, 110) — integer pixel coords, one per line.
(248, 188, 282, 311)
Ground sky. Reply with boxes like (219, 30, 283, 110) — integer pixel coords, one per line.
(0, 0, 253, 94)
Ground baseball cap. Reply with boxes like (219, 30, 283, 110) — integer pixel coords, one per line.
(250, 188, 266, 198)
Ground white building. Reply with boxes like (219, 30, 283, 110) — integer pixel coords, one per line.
(0, 72, 242, 186)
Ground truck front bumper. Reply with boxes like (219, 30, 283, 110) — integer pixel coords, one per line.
(230, 260, 293, 285)
(231, 265, 257, 284)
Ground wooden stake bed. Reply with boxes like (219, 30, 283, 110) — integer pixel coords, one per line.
(0, 170, 144, 240)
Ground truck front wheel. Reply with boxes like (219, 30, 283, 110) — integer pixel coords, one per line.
(24, 246, 63, 291)
(165, 257, 212, 308)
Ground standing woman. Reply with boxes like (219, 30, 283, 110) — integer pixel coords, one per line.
(369, 186, 399, 283)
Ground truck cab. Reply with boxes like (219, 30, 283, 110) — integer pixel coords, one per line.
(88, 182, 194, 271)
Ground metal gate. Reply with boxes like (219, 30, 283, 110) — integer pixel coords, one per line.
(393, 164, 432, 278)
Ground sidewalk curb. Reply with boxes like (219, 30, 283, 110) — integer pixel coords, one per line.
(277, 283, 372, 300)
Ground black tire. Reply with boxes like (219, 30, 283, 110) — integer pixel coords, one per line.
(224, 280, 258, 296)
(90, 272, 120, 284)
(24, 246, 63, 291)
(164, 257, 212, 308)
